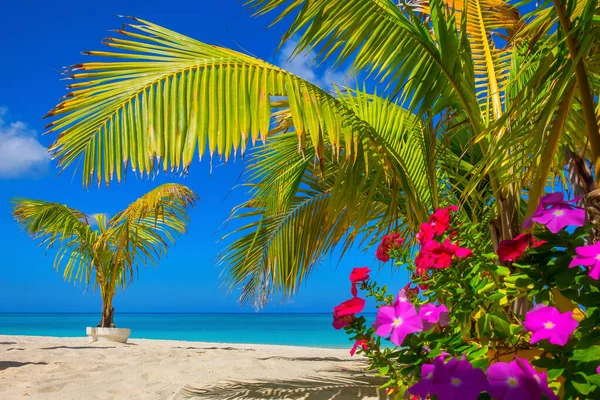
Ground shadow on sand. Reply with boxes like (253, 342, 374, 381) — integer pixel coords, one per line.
(40, 345, 117, 350)
(176, 367, 389, 399)
(0, 361, 47, 371)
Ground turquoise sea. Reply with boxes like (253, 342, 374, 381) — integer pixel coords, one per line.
(0, 313, 361, 348)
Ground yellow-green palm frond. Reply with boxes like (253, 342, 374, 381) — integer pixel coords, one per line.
(407, 0, 522, 122)
(11, 199, 99, 283)
(45, 18, 376, 188)
(220, 89, 474, 306)
(103, 183, 197, 283)
(246, 0, 483, 130)
(221, 134, 398, 307)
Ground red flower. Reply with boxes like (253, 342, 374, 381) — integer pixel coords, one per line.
(496, 233, 547, 262)
(416, 206, 459, 244)
(350, 267, 371, 297)
(350, 339, 370, 356)
(429, 207, 452, 235)
(417, 239, 472, 270)
(332, 297, 365, 330)
(443, 239, 473, 258)
(334, 297, 365, 317)
(376, 233, 404, 262)
(375, 248, 390, 262)
(332, 313, 354, 330)
(350, 267, 371, 283)
(497, 233, 530, 262)
(416, 222, 436, 245)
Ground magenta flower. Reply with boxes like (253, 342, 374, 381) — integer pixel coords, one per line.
(420, 303, 450, 330)
(406, 360, 438, 398)
(515, 357, 558, 400)
(487, 356, 558, 400)
(374, 300, 423, 346)
(524, 304, 578, 346)
(524, 192, 585, 233)
(569, 241, 600, 280)
(408, 356, 487, 400)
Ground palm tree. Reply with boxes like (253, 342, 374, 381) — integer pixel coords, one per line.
(42, 0, 600, 306)
(12, 183, 197, 327)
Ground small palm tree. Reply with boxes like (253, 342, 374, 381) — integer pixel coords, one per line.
(12, 183, 197, 327)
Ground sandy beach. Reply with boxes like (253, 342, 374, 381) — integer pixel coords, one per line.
(0, 335, 387, 399)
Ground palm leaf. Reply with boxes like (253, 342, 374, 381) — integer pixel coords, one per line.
(45, 18, 377, 187)
(103, 183, 197, 283)
(11, 199, 99, 284)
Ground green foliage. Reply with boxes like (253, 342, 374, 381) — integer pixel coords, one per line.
(337, 210, 600, 398)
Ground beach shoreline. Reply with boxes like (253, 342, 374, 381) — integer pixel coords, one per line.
(0, 334, 386, 399)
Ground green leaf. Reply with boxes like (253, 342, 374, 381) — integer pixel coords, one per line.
(477, 282, 496, 294)
(572, 346, 600, 362)
(491, 315, 510, 337)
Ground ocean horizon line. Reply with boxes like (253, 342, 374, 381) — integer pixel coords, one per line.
(0, 311, 376, 315)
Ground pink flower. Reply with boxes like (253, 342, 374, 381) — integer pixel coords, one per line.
(569, 241, 600, 280)
(374, 297, 423, 346)
(524, 304, 578, 346)
(487, 356, 558, 400)
(419, 303, 450, 330)
(408, 356, 487, 400)
(332, 297, 365, 330)
(524, 193, 585, 233)
(349, 339, 369, 356)
(349, 267, 371, 296)
(375, 233, 404, 262)
(522, 192, 564, 229)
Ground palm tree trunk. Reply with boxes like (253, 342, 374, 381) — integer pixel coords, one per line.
(552, 0, 600, 167)
(98, 295, 115, 328)
(565, 148, 599, 242)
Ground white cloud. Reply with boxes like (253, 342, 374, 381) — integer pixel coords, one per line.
(0, 107, 50, 178)
(276, 39, 351, 91)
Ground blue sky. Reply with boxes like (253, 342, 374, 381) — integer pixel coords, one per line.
(0, 0, 406, 313)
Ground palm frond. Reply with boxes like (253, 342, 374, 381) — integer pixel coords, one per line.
(11, 199, 98, 283)
(45, 18, 379, 187)
(103, 183, 197, 283)
(220, 89, 469, 306)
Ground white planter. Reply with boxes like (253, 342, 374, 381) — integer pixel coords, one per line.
(86, 327, 131, 344)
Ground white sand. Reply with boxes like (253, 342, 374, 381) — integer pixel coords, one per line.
(0, 335, 387, 399)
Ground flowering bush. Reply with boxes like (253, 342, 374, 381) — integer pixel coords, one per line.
(333, 194, 600, 399)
